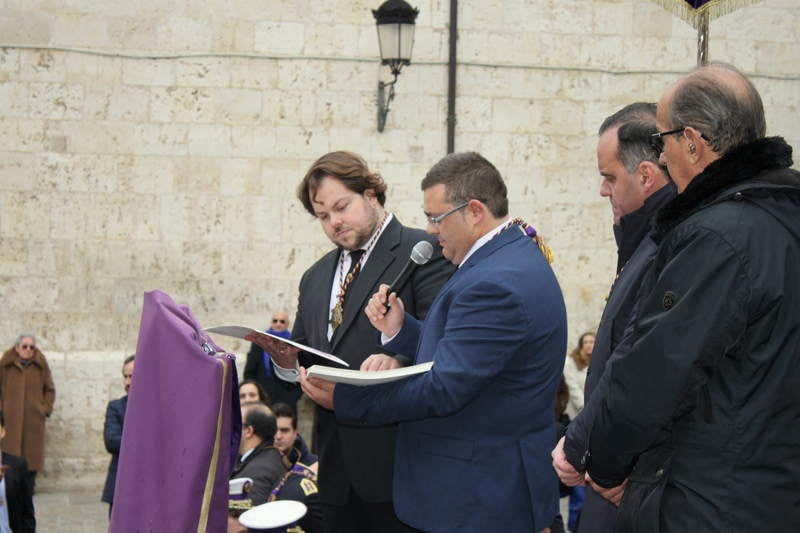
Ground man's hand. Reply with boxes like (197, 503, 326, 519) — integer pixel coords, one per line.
(551, 436, 585, 486)
(364, 284, 405, 338)
(360, 354, 402, 371)
(587, 474, 626, 506)
(300, 367, 336, 410)
(244, 331, 299, 368)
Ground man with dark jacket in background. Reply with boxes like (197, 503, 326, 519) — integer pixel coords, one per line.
(230, 404, 286, 506)
(102, 354, 135, 516)
(551, 103, 673, 532)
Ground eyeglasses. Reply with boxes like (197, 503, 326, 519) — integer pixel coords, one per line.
(19, 344, 35, 350)
(650, 127, 710, 154)
(427, 201, 469, 226)
(272, 318, 287, 324)
(649, 127, 685, 153)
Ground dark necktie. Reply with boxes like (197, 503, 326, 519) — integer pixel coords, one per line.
(330, 249, 366, 331)
(342, 249, 365, 303)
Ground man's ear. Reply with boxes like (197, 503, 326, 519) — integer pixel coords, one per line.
(466, 198, 487, 223)
(636, 161, 657, 193)
(683, 127, 709, 163)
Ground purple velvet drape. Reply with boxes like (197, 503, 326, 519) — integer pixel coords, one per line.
(110, 290, 241, 533)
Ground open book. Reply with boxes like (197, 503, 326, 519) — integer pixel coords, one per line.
(204, 325, 349, 367)
(306, 361, 433, 386)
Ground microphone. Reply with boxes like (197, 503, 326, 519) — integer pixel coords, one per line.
(384, 241, 434, 307)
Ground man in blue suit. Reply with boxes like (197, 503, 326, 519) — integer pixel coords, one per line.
(102, 354, 134, 515)
(302, 152, 567, 533)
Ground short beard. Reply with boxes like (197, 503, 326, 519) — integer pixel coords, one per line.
(349, 203, 383, 250)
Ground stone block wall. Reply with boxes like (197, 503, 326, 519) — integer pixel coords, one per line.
(0, 0, 797, 489)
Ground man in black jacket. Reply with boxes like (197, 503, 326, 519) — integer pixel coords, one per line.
(589, 64, 800, 532)
(229, 405, 286, 506)
(551, 103, 673, 533)
(102, 354, 134, 515)
(0, 411, 35, 533)
(247, 151, 454, 533)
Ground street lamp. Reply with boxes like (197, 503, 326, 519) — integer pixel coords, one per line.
(373, 0, 419, 132)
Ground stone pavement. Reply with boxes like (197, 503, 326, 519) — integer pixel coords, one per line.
(34, 487, 571, 532)
(35, 489, 108, 533)
(34, 489, 570, 532)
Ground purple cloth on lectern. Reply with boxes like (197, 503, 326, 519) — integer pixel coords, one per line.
(110, 290, 242, 533)
(685, 0, 711, 7)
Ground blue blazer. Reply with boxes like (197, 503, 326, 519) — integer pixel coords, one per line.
(291, 216, 454, 506)
(335, 227, 567, 533)
(102, 395, 127, 504)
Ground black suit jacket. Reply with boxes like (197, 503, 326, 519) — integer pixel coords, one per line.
(230, 441, 287, 506)
(291, 216, 454, 505)
(102, 395, 127, 504)
(3, 452, 35, 533)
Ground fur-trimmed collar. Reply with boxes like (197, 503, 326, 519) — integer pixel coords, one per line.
(1, 347, 47, 368)
(655, 137, 796, 236)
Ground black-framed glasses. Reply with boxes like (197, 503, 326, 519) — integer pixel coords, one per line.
(427, 201, 469, 226)
(649, 127, 685, 153)
(19, 344, 35, 350)
(272, 318, 287, 324)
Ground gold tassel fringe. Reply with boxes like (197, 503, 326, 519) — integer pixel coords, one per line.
(648, 0, 764, 29)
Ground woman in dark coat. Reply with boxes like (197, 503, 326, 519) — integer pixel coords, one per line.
(0, 333, 56, 486)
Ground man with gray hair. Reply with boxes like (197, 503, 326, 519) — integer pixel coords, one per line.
(589, 64, 800, 531)
(551, 102, 674, 532)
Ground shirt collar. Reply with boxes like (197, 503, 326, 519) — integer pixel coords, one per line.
(458, 218, 510, 268)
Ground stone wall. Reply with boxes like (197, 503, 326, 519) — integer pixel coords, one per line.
(0, 0, 797, 489)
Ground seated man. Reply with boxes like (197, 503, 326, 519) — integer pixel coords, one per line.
(230, 404, 287, 505)
(270, 403, 322, 533)
(272, 402, 318, 472)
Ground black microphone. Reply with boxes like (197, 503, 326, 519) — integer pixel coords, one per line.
(384, 241, 434, 307)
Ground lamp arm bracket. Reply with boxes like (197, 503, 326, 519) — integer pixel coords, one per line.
(377, 72, 399, 132)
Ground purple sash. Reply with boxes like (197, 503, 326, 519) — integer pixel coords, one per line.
(110, 290, 242, 533)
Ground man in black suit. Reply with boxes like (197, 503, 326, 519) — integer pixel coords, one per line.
(230, 404, 287, 506)
(0, 411, 35, 533)
(102, 354, 135, 515)
(247, 151, 454, 533)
